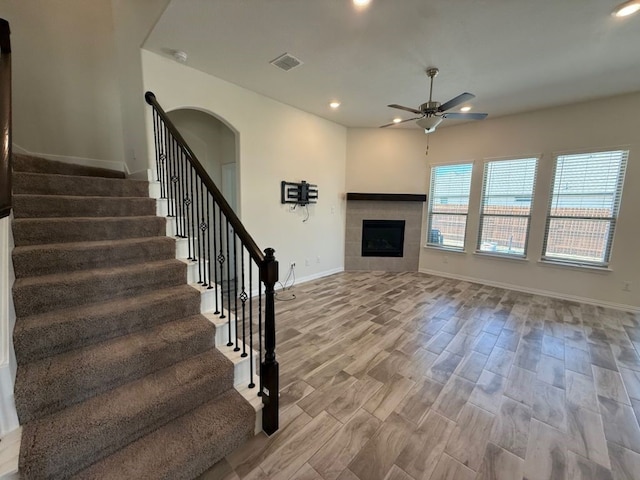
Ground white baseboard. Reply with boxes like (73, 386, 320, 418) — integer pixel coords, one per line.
(0, 426, 21, 478)
(126, 168, 153, 181)
(419, 268, 639, 313)
(12, 143, 125, 173)
(0, 217, 19, 437)
(292, 267, 344, 286)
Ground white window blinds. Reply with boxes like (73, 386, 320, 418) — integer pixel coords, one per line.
(427, 163, 473, 250)
(542, 150, 628, 266)
(477, 158, 538, 256)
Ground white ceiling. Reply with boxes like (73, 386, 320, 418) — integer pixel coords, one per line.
(144, 0, 640, 129)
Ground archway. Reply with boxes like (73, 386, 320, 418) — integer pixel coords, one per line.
(166, 108, 239, 214)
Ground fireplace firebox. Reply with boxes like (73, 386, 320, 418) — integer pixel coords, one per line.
(361, 220, 405, 257)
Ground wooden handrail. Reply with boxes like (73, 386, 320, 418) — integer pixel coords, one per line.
(145, 91, 279, 435)
(145, 92, 265, 265)
(0, 19, 11, 219)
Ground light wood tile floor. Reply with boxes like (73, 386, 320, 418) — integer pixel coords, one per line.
(199, 271, 640, 480)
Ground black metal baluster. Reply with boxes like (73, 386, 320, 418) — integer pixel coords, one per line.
(174, 148, 183, 238)
(241, 248, 247, 359)
(180, 149, 188, 239)
(187, 164, 196, 261)
(167, 136, 176, 218)
(233, 232, 240, 352)
(172, 138, 180, 219)
(161, 121, 167, 199)
(226, 217, 233, 346)
(158, 117, 166, 199)
(212, 203, 220, 312)
(199, 178, 207, 285)
(165, 126, 172, 206)
(206, 192, 213, 289)
(258, 280, 262, 397)
(200, 179, 207, 285)
(195, 176, 203, 283)
(152, 111, 161, 190)
(173, 145, 182, 237)
(218, 206, 227, 321)
(248, 258, 255, 388)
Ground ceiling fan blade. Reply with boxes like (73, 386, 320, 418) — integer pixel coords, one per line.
(379, 116, 423, 128)
(437, 92, 476, 112)
(442, 112, 488, 120)
(388, 104, 422, 115)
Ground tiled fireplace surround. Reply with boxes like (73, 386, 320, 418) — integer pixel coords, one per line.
(345, 193, 426, 272)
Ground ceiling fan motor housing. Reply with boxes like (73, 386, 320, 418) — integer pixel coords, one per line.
(420, 101, 440, 113)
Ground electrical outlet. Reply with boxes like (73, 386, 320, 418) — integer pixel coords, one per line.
(305, 259, 310, 267)
(443, 255, 449, 264)
(623, 281, 632, 292)
(316, 256, 321, 264)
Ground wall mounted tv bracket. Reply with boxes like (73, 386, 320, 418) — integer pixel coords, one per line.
(281, 180, 318, 206)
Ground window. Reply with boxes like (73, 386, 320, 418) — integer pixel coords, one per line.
(427, 163, 473, 250)
(542, 150, 628, 266)
(477, 157, 538, 257)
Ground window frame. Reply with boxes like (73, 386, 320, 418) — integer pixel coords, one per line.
(541, 148, 628, 268)
(476, 156, 539, 258)
(426, 161, 474, 251)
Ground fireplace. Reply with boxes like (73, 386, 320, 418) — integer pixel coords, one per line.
(345, 193, 425, 271)
(361, 220, 405, 257)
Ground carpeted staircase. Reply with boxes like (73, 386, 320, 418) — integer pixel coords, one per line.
(10, 154, 255, 479)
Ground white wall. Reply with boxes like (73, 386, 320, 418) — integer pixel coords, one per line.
(3, 0, 125, 163)
(3, 0, 169, 171)
(111, 0, 171, 173)
(347, 92, 640, 311)
(347, 128, 431, 194)
(142, 51, 347, 281)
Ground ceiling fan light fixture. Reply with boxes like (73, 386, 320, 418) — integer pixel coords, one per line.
(329, 101, 341, 109)
(416, 116, 443, 133)
(612, 0, 640, 17)
(393, 118, 402, 123)
(353, 0, 371, 7)
(460, 106, 472, 112)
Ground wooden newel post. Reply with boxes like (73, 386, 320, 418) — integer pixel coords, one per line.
(261, 247, 279, 435)
(0, 19, 12, 220)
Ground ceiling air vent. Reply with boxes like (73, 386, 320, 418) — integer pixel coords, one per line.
(270, 53, 303, 72)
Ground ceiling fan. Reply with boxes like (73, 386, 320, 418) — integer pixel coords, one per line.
(381, 67, 488, 133)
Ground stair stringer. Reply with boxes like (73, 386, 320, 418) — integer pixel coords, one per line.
(152, 183, 264, 435)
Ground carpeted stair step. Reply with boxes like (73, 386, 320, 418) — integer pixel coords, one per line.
(72, 389, 255, 480)
(18, 349, 234, 480)
(12, 259, 186, 317)
(12, 216, 166, 246)
(12, 194, 157, 218)
(13, 153, 125, 178)
(13, 285, 202, 363)
(13, 171, 149, 197)
(12, 237, 176, 278)
(15, 315, 216, 423)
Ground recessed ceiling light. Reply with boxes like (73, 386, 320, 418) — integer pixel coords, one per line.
(329, 101, 341, 109)
(612, 0, 640, 17)
(353, 0, 371, 7)
(460, 106, 472, 112)
(393, 118, 402, 123)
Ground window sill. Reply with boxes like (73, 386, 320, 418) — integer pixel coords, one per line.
(537, 259, 612, 273)
(424, 245, 466, 254)
(474, 251, 529, 263)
